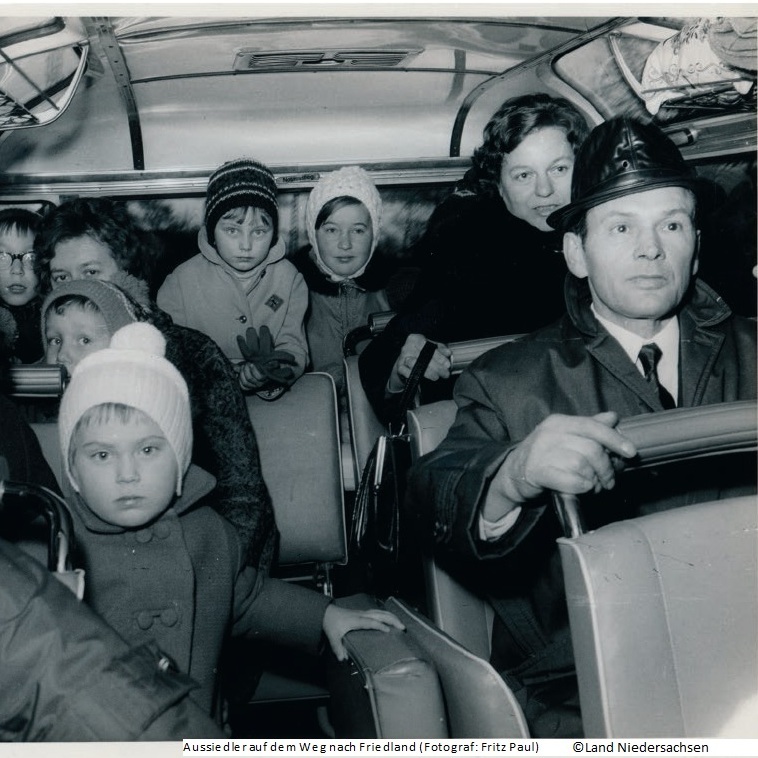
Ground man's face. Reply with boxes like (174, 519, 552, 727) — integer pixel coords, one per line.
(564, 186, 699, 335)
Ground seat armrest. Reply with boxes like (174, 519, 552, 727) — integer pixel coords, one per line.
(329, 594, 447, 738)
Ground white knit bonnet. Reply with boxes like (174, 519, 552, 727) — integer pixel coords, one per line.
(306, 166, 382, 282)
(59, 323, 192, 496)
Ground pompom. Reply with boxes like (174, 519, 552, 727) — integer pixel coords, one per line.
(110, 322, 166, 357)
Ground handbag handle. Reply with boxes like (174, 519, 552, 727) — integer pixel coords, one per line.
(393, 340, 438, 430)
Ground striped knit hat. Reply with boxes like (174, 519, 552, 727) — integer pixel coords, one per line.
(205, 159, 279, 245)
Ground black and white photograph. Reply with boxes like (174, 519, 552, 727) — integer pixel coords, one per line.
(0, 6, 755, 750)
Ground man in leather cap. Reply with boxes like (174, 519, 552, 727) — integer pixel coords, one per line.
(408, 117, 756, 737)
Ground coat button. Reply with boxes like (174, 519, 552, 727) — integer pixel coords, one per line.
(153, 522, 170, 540)
(238, 315, 247, 323)
(135, 529, 152, 544)
(160, 608, 179, 627)
(137, 611, 154, 630)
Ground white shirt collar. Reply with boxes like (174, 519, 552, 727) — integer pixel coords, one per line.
(591, 305, 680, 402)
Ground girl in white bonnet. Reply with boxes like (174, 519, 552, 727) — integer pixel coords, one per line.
(293, 166, 396, 404)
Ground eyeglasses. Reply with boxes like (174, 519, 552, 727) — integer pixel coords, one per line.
(0, 251, 35, 269)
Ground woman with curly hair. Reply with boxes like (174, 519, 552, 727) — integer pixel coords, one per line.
(359, 93, 590, 423)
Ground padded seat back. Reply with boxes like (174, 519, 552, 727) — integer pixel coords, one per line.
(384, 597, 529, 737)
(559, 495, 758, 737)
(406, 400, 494, 659)
(246, 372, 346, 567)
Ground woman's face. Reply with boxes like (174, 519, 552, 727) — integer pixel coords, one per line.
(316, 202, 373, 278)
(49, 236, 121, 286)
(497, 126, 575, 232)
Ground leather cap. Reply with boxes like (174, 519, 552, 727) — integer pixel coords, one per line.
(547, 117, 701, 231)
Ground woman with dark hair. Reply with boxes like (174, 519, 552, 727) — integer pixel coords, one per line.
(34, 197, 277, 572)
(359, 93, 591, 424)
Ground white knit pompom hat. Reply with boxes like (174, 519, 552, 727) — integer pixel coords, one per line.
(305, 166, 382, 282)
(59, 323, 193, 495)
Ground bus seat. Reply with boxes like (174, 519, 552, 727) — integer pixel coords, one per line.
(385, 597, 528, 737)
(329, 595, 447, 738)
(406, 400, 494, 660)
(333, 596, 528, 737)
(242, 372, 347, 706)
(246, 372, 346, 581)
(559, 495, 758, 737)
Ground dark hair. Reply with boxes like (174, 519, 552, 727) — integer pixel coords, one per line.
(472, 93, 590, 195)
(0, 207, 43, 238)
(315, 196, 365, 230)
(567, 213, 588, 241)
(34, 198, 151, 293)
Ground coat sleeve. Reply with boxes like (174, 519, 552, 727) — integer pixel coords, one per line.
(357, 192, 475, 425)
(272, 269, 309, 383)
(232, 565, 331, 655)
(406, 361, 547, 563)
(156, 272, 188, 328)
(0, 538, 223, 741)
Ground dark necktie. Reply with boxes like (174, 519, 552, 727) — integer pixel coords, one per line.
(638, 343, 676, 410)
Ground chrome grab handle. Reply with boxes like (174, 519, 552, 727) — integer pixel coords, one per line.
(8, 365, 67, 397)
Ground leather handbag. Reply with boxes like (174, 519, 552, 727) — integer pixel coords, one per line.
(350, 341, 437, 594)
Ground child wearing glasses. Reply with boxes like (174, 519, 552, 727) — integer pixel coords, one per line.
(0, 208, 44, 364)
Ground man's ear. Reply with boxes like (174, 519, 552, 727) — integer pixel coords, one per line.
(563, 232, 588, 279)
(692, 229, 700, 277)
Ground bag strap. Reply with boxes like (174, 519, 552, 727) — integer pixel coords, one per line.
(392, 340, 437, 429)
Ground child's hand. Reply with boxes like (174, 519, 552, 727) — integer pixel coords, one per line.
(236, 325, 298, 387)
(322, 604, 405, 662)
(237, 361, 267, 391)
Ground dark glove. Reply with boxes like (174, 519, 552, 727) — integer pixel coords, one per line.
(236, 325, 297, 385)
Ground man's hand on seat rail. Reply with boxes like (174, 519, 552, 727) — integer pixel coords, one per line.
(482, 411, 638, 523)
